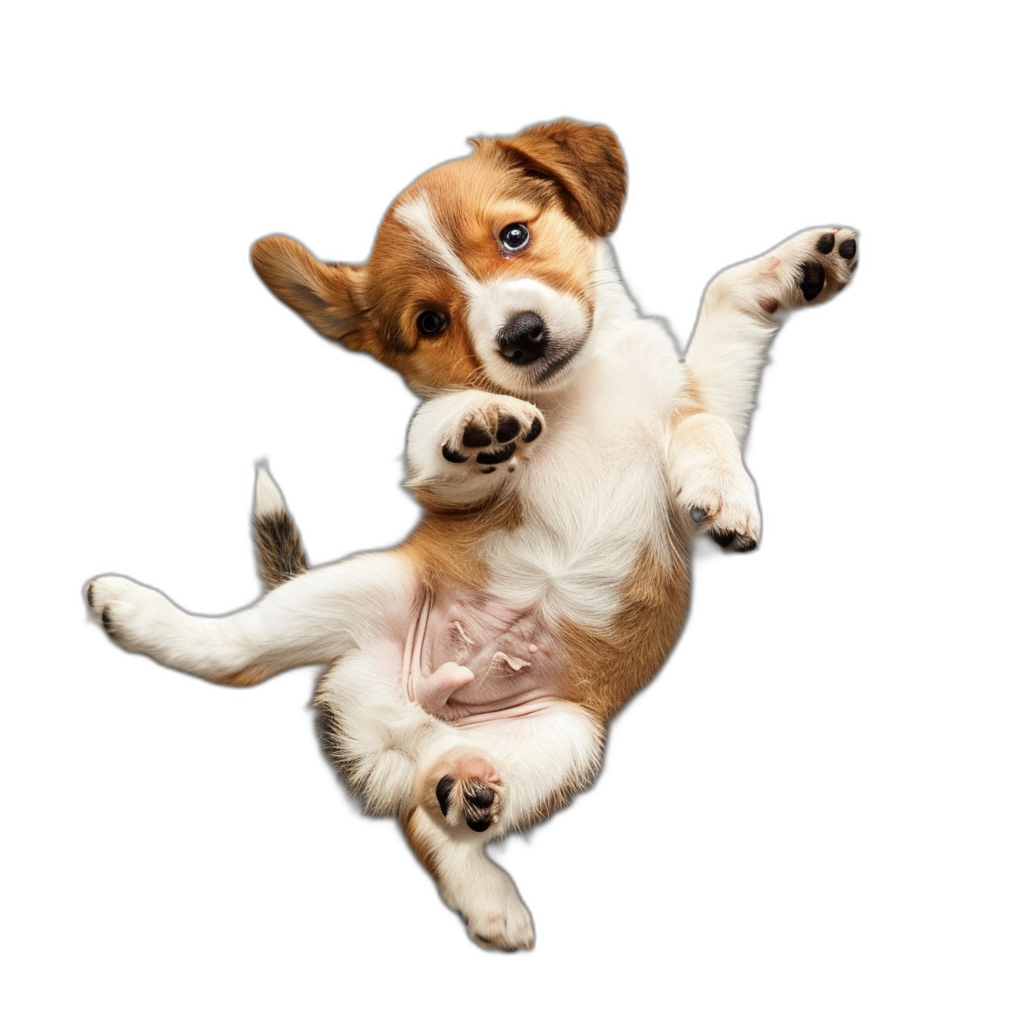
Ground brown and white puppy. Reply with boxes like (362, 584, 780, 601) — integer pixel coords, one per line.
(86, 120, 857, 951)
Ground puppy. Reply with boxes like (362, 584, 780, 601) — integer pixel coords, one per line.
(86, 120, 857, 950)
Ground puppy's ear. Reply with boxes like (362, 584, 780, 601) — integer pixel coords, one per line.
(251, 235, 371, 351)
(497, 120, 626, 237)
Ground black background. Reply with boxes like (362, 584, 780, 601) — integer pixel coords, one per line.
(64, 101, 884, 983)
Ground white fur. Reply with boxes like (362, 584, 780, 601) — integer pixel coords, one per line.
(254, 463, 285, 517)
(467, 274, 592, 395)
(406, 806, 535, 950)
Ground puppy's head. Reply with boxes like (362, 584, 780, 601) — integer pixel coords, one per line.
(251, 120, 626, 397)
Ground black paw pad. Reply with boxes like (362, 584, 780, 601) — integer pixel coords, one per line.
(816, 232, 836, 255)
(464, 782, 496, 832)
(465, 784, 495, 809)
(86, 582, 96, 609)
(495, 414, 520, 443)
(838, 237, 857, 260)
(477, 443, 516, 465)
(523, 417, 542, 443)
(798, 261, 826, 301)
(436, 776, 454, 817)
(100, 608, 116, 634)
(442, 444, 469, 464)
(462, 422, 492, 448)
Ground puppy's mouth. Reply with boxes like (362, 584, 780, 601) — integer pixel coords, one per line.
(494, 309, 589, 389)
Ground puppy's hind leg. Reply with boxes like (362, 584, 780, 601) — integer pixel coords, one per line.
(402, 704, 604, 951)
(404, 806, 535, 952)
(87, 551, 418, 686)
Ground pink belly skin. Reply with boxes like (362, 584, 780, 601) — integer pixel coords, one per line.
(402, 587, 564, 725)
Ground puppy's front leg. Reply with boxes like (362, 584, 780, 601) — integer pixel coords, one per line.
(670, 411, 760, 551)
(685, 227, 858, 440)
(405, 390, 544, 511)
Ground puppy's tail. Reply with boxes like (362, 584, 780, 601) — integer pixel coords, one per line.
(253, 464, 308, 591)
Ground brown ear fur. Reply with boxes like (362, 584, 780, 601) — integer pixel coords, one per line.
(251, 235, 370, 350)
(496, 120, 627, 237)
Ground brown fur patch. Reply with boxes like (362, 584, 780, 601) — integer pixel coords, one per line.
(403, 806, 441, 880)
(397, 512, 493, 592)
(561, 529, 690, 723)
(491, 120, 627, 237)
(407, 476, 526, 530)
(250, 122, 624, 399)
(215, 666, 270, 688)
(254, 511, 308, 590)
(672, 373, 707, 427)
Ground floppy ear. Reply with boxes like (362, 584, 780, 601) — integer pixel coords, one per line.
(497, 120, 627, 237)
(251, 235, 370, 350)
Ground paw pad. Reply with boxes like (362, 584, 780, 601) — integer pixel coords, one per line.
(436, 773, 499, 831)
(443, 402, 543, 472)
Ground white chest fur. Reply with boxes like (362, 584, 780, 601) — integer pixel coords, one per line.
(482, 310, 685, 630)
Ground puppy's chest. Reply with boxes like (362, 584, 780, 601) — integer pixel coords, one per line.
(486, 414, 673, 628)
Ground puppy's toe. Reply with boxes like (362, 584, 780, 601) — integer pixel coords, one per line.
(426, 748, 504, 833)
(680, 469, 760, 553)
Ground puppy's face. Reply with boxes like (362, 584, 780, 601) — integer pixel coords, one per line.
(252, 121, 626, 398)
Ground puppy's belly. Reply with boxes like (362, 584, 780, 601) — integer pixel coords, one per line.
(403, 587, 564, 725)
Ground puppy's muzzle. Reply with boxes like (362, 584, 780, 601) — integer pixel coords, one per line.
(497, 311, 549, 366)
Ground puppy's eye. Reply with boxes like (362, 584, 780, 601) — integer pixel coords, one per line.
(499, 223, 530, 252)
(416, 310, 448, 337)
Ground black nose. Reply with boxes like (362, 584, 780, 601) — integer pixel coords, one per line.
(497, 311, 548, 365)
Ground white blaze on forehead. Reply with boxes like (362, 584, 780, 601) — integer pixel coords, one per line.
(394, 191, 593, 393)
(394, 193, 479, 295)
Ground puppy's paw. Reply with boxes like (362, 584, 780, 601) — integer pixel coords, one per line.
(426, 747, 503, 833)
(86, 575, 181, 654)
(707, 227, 858, 319)
(464, 878, 535, 952)
(680, 467, 760, 552)
(752, 227, 858, 315)
(440, 395, 544, 476)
